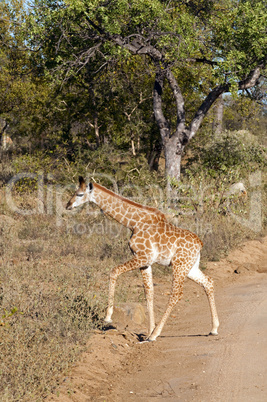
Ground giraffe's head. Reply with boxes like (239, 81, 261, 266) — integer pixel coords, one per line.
(66, 176, 94, 210)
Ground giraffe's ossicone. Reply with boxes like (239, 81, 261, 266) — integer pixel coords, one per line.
(66, 176, 219, 341)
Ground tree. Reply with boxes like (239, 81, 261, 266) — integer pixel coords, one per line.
(0, 1, 29, 114)
(0, 1, 67, 153)
(0, 0, 42, 149)
(29, 0, 267, 184)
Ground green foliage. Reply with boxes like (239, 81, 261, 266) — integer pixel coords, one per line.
(0, 1, 32, 114)
(187, 130, 266, 179)
(211, 0, 267, 79)
(0, 0, 266, 184)
(21, 0, 266, 176)
(26, 0, 266, 93)
(12, 153, 63, 175)
(223, 95, 267, 142)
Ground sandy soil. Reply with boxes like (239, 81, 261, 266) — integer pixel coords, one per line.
(49, 236, 267, 402)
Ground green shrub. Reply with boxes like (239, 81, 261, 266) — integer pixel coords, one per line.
(187, 130, 266, 179)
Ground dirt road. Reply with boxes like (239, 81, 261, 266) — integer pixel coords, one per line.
(110, 274, 267, 401)
(50, 237, 267, 402)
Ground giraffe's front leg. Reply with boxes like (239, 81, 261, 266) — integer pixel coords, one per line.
(140, 266, 155, 336)
(104, 272, 116, 323)
(104, 255, 148, 324)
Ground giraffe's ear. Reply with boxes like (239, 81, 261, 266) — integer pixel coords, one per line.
(79, 176, 85, 186)
(88, 182, 93, 192)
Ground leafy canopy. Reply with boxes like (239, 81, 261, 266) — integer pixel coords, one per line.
(29, 0, 266, 87)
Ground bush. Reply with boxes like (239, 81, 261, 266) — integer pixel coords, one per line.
(187, 130, 266, 180)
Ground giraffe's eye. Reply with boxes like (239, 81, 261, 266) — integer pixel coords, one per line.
(77, 193, 84, 197)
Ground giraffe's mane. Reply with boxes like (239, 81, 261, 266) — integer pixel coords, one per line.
(93, 183, 167, 220)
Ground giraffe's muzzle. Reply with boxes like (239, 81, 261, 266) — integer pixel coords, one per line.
(66, 200, 73, 210)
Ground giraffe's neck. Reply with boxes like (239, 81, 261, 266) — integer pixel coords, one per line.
(92, 183, 166, 229)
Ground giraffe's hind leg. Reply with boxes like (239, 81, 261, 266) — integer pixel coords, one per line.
(187, 253, 219, 335)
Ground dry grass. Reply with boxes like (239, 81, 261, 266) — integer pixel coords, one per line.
(0, 168, 266, 400)
(0, 197, 135, 400)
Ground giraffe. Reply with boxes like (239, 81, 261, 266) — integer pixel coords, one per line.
(66, 176, 219, 341)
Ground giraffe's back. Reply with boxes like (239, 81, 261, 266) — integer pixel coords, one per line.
(130, 220, 203, 266)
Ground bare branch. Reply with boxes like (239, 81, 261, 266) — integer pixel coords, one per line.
(188, 60, 266, 139)
(85, 16, 164, 61)
(124, 94, 152, 120)
(165, 68, 185, 127)
(189, 85, 223, 139)
(238, 65, 263, 90)
(186, 57, 218, 66)
(153, 67, 170, 141)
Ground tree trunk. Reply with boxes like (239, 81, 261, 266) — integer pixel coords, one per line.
(164, 136, 183, 183)
(153, 67, 187, 186)
(0, 119, 9, 150)
(164, 143, 182, 182)
(148, 137, 162, 171)
(213, 94, 224, 137)
(94, 116, 100, 147)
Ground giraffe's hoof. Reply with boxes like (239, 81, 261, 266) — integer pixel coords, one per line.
(138, 338, 154, 344)
(209, 330, 218, 336)
(146, 336, 157, 342)
(104, 318, 113, 324)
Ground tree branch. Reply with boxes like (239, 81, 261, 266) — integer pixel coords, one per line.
(85, 16, 163, 61)
(165, 68, 185, 128)
(189, 85, 224, 139)
(153, 67, 170, 141)
(238, 64, 264, 90)
(124, 94, 152, 120)
(189, 60, 266, 139)
(186, 57, 218, 66)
